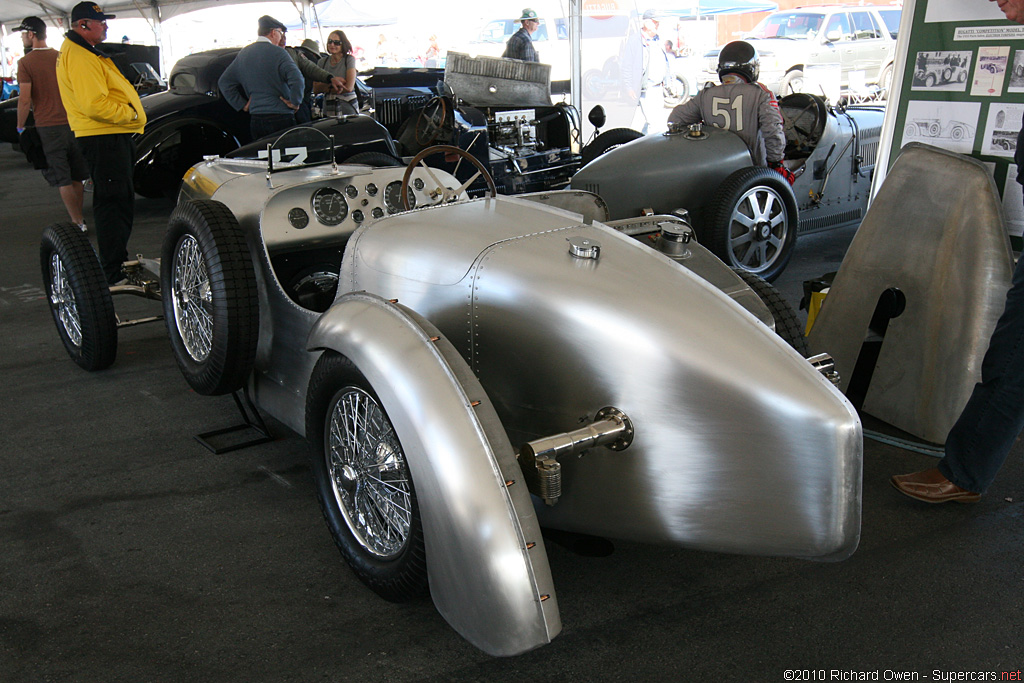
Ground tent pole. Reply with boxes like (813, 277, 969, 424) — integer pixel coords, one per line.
(570, 0, 581, 121)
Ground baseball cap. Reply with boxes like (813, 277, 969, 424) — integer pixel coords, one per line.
(15, 16, 46, 34)
(71, 2, 116, 22)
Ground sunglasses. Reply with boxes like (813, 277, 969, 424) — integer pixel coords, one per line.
(327, 39, 343, 45)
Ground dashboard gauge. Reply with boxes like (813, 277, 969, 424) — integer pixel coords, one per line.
(365, 183, 378, 197)
(384, 180, 415, 213)
(344, 184, 359, 199)
(287, 207, 309, 230)
(371, 207, 384, 219)
(413, 178, 425, 191)
(311, 187, 348, 226)
(351, 210, 364, 224)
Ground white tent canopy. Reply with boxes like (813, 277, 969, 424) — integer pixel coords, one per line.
(0, 0, 314, 29)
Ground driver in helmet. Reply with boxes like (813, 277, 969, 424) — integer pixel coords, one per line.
(667, 40, 794, 185)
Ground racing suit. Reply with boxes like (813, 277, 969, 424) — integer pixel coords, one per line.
(667, 81, 785, 168)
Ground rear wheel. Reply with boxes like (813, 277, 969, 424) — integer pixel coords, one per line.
(306, 352, 428, 602)
(662, 74, 690, 107)
(580, 127, 643, 166)
(702, 166, 798, 283)
(161, 199, 259, 395)
(733, 269, 808, 356)
(40, 223, 117, 371)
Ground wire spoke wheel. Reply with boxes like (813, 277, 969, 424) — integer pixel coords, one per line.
(49, 252, 82, 348)
(171, 234, 213, 362)
(39, 222, 117, 371)
(327, 386, 412, 559)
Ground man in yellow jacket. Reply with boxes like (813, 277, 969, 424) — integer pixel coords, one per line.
(57, 2, 146, 285)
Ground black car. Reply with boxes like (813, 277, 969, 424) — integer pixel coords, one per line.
(133, 48, 250, 198)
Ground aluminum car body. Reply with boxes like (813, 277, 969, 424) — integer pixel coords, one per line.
(179, 152, 862, 653)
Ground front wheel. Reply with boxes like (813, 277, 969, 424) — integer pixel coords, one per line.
(40, 223, 118, 371)
(701, 166, 799, 283)
(306, 352, 428, 602)
(161, 199, 259, 395)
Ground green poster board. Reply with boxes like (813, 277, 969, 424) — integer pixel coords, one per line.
(873, 0, 1024, 241)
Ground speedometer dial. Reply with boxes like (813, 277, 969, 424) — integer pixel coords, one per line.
(311, 187, 348, 226)
(384, 181, 415, 213)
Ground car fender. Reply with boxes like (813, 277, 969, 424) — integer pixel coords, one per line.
(134, 116, 243, 197)
(307, 292, 560, 657)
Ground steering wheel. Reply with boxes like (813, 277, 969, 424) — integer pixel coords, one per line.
(415, 97, 450, 147)
(400, 145, 497, 211)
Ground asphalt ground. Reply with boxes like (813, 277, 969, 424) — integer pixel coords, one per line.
(2, 144, 1023, 682)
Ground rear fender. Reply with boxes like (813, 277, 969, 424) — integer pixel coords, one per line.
(307, 292, 560, 656)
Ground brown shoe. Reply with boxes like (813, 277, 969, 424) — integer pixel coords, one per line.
(891, 467, 981, 504)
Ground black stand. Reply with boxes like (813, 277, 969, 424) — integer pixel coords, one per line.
(194, 387, 274, 454)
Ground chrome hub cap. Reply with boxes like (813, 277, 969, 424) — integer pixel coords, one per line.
(326, 386, 411, 559)
(171, 235, 213, 362)
(49, 253, 81, 347)
(728, 186, 788, 274)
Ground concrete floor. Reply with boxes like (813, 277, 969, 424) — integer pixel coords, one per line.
(2, 145, 1023, 682)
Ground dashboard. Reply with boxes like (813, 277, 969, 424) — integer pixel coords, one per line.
(261, 164, 462, 252)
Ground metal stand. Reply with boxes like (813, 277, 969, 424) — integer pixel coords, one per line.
(194, 387, 274, 454)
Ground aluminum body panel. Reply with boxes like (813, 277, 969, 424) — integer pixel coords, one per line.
(307, 293, 559, 656)
(807, 143, 1013, 444)
(444, 51, 553, 107)
(343, 196, 862, 559)
(571, 126, 752, 219)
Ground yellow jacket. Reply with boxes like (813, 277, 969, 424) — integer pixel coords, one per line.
(57, 31, 146, 137)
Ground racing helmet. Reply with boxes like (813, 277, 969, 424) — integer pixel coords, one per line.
(718, 40, 759, 83)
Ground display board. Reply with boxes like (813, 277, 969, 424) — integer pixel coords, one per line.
(873, 0, 1024, 239)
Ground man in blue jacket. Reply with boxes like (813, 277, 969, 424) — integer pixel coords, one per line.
(218, 15, 304, 140)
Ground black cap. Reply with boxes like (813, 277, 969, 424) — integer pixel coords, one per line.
(71, 2, 116, 22)
(258, 15, 287, 34)
(15, 16, 46, 34)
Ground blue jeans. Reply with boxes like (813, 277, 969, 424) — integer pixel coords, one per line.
(940, 249, 1024, 492)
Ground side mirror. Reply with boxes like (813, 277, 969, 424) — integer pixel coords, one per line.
(588, 105, 606, 130)
(825, 30, 842, 42)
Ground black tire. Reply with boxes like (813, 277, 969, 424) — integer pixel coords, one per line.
(40, 223, 118, 371)
(306, 352, 428, 602)
(732, 269, 809, 356)
(662, 74, 690, 107)
(161, 199, 258, 395)
(780, 69, 804, 96)
(701, 166, 798, 283)
(343, 151, 402, 167)
(580, 127, 643, 166)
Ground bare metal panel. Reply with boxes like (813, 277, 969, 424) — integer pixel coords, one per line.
(307, 293, 559, 656)
(344, 197, 862, 560)
(444, 51, 553, 107)
(807, 143, 1013, 444)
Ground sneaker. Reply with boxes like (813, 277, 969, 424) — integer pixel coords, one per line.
(77, 223, 87, 233)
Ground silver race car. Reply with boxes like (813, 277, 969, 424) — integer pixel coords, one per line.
(40, 128, 862, 656)
(572, 93, 886, 282)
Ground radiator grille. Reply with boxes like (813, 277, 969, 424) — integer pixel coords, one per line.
(374, 94, 431, 129)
